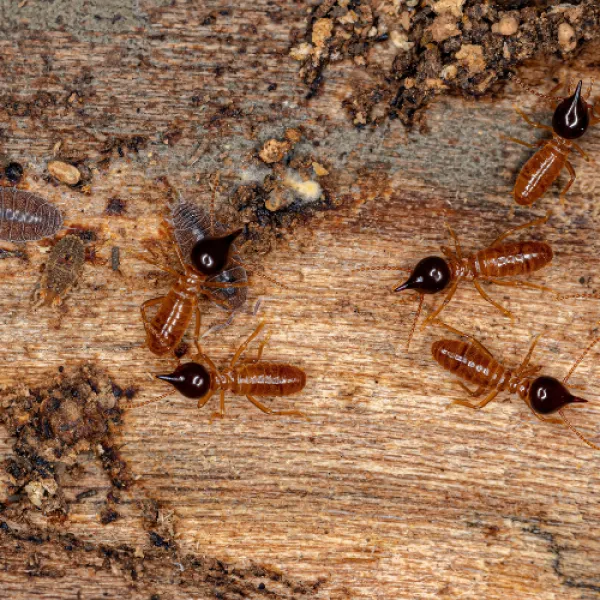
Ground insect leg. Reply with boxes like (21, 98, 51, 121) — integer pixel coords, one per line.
(489, 212, 550, 246)
(253, 330, 272, 363)
(559, 161, 577, 203)
(451, 389, 498, 410)
(486, 279, 557, 294)
(570, 142, 593, 163)
(457, 382, 486, 397)
(515, 108, 553, 133)
(421, 277, 461, 329)
(209, 391, 226, 422)
(500, 135, 538, 149)
(517, 334, 542, 372)
(197, 389, 216, 410)
(245, 394, 306, 418)
(230, 322, 266, 367)
(140, 297, 165, 327)
(432, 319, 496, 359)
(445, 225, 463, 260)
(131, 251, 180, 277)
(473, 280, 513, 320)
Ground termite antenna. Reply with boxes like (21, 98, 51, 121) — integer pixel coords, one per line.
(352, 266, 413, 274)
(208, 172, 220, 236)
(509, 73, 563, 101)
(406, 294, 424, 351)
(557, 291, 600, 301)
(558, 409, 600, 450)
(124, 391, 174, 411)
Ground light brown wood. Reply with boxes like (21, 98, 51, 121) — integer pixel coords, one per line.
(1, 2, 600, 599)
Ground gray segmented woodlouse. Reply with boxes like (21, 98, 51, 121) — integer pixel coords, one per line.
(0, 187, 63, 242)
(171, 201, 248, 312)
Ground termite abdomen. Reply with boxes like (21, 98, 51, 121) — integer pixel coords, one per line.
(395, 256, 451, 294)
(552, 81, 589, 139)
(432, 339, 501, 387)
(157, 363, 211, 399)
(234, 363, 306, 397)
(529, 376, 587, 414)
(475, 242, 553, 278)
(0, 188, 63, 242)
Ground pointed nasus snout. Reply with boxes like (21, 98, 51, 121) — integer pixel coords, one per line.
(190, 228, 243, 276)
(157, 362, 211, 399)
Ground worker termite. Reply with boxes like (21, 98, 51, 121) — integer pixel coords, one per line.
(0, 187, 63, 242)
(128, 322, 306, 420)
(356, 215, 554, 349)
(431, 321, 600, 451)
(506, 76, 598, 205)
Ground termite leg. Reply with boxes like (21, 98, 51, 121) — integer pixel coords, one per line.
(489, 213, 550, 247)
(140, 297, 165, 328)
(245, 394, 306, 418)
(230, 322, 266, 367)
(457, 382, 486, 397)
(131, 252, 180, 277)
(563, 336, 600, 384)
(473, 280, 513, 320)
(192, 306, 219, 372)
(209, 391, 226, 422)
(559, 161, 576, 203)
(570, 142, 593, 163)
(197, 389, 216, 410)
(445, 225, 463, 260)
(421, 278, 461, 329)
(517, 333, 542, 372)
(440, 246, 456, 261)
(253, 330, 272, 363)
(486, 279, 557, 296)
(451, 389, 499, 410)
(515, 108, 554, 133)
(500, 135, 539, 149)
(431, 320, 496, 359)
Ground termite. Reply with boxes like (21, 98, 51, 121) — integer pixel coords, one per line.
(431, 321, 600, 451)
(356, 214, 554, 349)
(128, 322, 306, 420)
(171, 199, 247, 312)
(0, 188, 63, 241)
(137, 224, 245, 357)
(506, 76, 599, 205)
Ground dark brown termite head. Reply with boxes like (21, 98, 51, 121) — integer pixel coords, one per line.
(156, 362, 212, 399)
(190, 228, 243, 276)
(552, 81, 590, 140)
(529, 376, 587, 415)
(395, 256, 451, 295)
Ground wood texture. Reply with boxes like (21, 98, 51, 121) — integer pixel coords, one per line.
(1, 2, 600, 599)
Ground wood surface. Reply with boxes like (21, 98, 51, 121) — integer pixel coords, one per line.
(1, 1, 600, 599)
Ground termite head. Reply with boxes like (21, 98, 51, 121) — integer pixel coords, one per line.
(156, 362, 211, 399)
(395, 256, 451, 295)
(190, 228, 243, 276)
(529, 376, 587, 414)
(553, 80, 590, 139)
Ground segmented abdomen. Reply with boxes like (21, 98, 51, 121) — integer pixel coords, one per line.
(145, 286, 195, 356)
(233, 363, 306, 396)
(473, 241, 552, 278)
(432, 339, 506, 389)
(0, 188, 63, 241)
(514, 144, 565, 206)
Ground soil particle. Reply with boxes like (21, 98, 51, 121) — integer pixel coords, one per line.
(292, 0, 600, 127)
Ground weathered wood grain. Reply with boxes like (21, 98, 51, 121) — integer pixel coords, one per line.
(1, 1, 600, 599)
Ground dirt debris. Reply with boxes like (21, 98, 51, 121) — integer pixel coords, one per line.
(291, 0, 600, 127)
(0, 365, 132, 518)
(47, 160, 81, 186)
